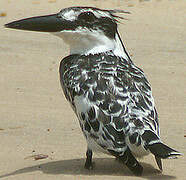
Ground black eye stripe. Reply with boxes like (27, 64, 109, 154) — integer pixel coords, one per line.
(78, 11, 96, 21)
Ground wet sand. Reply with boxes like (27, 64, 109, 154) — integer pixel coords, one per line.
(0, 0, 185, 179)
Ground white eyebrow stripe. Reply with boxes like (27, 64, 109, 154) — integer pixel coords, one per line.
(93, 10, 111, 18)
(62, 10, 78, 21)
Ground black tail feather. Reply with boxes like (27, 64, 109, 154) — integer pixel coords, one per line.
(119, 148, 143, 176)
(155, 156, 162, 171)
(148, 142, 182, 159)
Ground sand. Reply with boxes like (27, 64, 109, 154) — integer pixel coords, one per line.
(0, 0, 185, 179)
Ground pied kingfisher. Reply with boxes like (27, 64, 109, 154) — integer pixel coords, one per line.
(5, 6, 181, 176)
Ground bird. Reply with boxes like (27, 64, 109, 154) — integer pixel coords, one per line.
(5, 6, 182, 176)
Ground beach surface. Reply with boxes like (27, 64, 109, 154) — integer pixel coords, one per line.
(0, 0, 185, 179)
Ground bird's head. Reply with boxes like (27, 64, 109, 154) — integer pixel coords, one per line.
(5, 7, 130, 57)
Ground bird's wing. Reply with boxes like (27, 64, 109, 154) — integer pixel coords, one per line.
(59, 53, 160, 151)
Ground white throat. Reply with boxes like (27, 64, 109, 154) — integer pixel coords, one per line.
(53, 29, 129, 59)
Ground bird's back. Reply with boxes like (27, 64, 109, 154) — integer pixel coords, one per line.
(59, 51, 160, 157)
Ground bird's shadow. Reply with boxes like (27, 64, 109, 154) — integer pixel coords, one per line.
(0, 158, 176, 179)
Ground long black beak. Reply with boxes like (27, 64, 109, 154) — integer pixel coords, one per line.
(5, 14, 67, 32)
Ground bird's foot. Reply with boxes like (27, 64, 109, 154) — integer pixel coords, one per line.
(84, 149, 94, 170)
(84, 161, 95, 170)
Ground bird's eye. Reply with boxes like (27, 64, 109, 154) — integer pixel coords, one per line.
(78, 12, 96, 21)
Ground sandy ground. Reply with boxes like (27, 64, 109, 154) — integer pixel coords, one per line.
(0, 0, 185, 179)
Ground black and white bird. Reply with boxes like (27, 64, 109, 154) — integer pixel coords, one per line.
(5, 6, 181, 176)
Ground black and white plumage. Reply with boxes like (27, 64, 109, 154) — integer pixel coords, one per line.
(5, 6, 181, 176)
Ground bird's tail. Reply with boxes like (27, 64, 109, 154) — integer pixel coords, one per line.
(148, 142, 182, 171)
(148, 142, 182, 159)
(141, 130, 182, 170)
